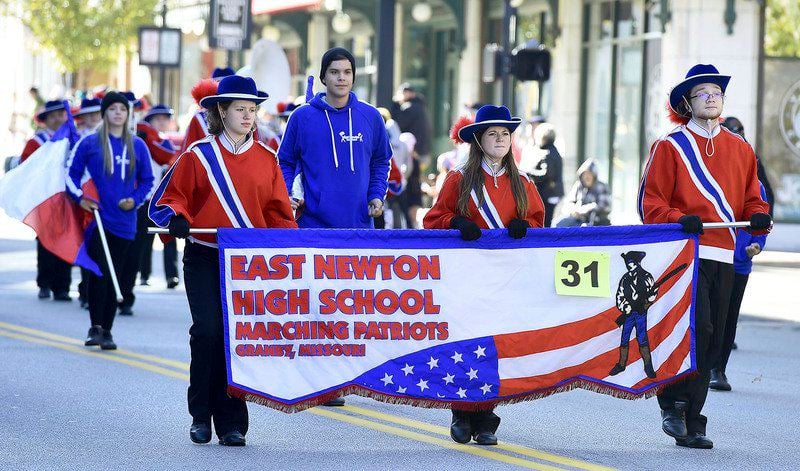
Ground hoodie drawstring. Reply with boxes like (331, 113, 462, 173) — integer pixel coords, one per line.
(324, 109, 339, 168)
(348, 108, 354, 173)
(324, 107, 355, 172)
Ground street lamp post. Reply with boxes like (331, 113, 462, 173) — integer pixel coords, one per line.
(501, 0, 517, 107)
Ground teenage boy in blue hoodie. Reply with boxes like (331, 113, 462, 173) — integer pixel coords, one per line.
(278, 47, 391, 229)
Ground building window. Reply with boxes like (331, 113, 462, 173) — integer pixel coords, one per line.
(579, 0, 662, 223)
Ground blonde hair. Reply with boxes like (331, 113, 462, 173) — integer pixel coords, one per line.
(98, 111, 136, 178)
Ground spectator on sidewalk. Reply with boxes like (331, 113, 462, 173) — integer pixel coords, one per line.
(556, 159, 610, 227)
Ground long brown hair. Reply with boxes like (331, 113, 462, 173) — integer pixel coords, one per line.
(99, 111, 136, 178)
(456, 128, 528, 218)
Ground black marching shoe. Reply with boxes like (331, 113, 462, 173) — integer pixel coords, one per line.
(189, 422, 211, 444)
(38, 287, 51, 299)
(139, 278, 150, 286)
(473, 431, 498, 446)
(53, 291, 72, 302)
(450, 415, 472, 444)
(166, 277, 179, 289)
(79, 299, 89, 310)
(676, 432, 713, 449)
(84, 326, 103, 346)
(99, 331, 117, 350)
(661, 401, 688, 439)
(323, 398, 345, 406)
(709, 369, 731, 391)
(118, 306, 133, 316)
(219, 431, 246, 446)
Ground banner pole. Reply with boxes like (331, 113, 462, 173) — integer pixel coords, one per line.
(702, 221, 752, 229)
(93, 209, 124, 303)
(147, 227, 218, 234)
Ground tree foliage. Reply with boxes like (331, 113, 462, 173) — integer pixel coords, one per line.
(10, 0, 159, 73)
(765, 0, 800, 58)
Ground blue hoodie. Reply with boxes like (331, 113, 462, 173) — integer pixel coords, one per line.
(733, 182, 769, 275)
(278, 92, 391, 228)
(66, 132, 154, 240)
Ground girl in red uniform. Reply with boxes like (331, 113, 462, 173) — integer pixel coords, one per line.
(424, 105, 544, 445)
(149, 75, 297, 447)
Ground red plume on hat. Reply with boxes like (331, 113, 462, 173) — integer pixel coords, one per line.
(666, 100, 690, 125)
(450, 115, 474, 145)
(94, 90, 106, 100)
(191, 79, 219, 106)
(276, 101, 288, 114)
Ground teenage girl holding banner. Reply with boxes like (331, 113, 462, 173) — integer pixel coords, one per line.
(148, 75, 297, 447)
(424, 104, 545, 445)
(67, 91, 155, 350)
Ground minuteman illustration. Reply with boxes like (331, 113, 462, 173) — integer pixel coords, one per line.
(609, 251, 688, 379)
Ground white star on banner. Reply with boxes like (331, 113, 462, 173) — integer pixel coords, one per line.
(416, 379, 429, 392)
(443, 372, 455, 385)
(473, 345, 487, 358)
(380, 373, 393, 386)
(480, 383, 492, 395)
(451, 351, 463, 364)
(427, 356, 439, 370)
(456, 388, 467, 398)
(466, 368, 479, 380)
(397, 386, 407, 394)
(401, 363, 415, 376)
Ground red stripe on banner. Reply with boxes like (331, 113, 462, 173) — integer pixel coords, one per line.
(632, 328, 692, 390)
(498, 282, 692, 396)
(23, 192, 89, 265)
(495, 239, 695, 359)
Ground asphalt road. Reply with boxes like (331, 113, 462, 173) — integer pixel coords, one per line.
(1, 232, 799, 470)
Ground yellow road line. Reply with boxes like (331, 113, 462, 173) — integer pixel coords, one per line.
(0, 328, 189, 381)
(341, 405, 616, 471)
(309, 408, 566, 471)
(0, 322, 615, 470)
(0, 320, 189, 371)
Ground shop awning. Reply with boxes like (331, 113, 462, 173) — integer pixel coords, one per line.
(252, 0, 322, 15)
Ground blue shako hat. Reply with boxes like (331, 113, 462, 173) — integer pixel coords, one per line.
(144, 104, 174, 122)
(669, 64, 731, 113)
(280, 103, 300, 118)
(212, 67, 235, 81)
(457, 105, 522, 143)
(74, 98, 101, 117)
(199, 75, 269, 109)
(37, 100, 67, 121)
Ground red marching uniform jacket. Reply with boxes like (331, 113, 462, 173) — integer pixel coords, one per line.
(149, 134, 298, 246)
(424, 161, 545, 229)
(137, 121, 178, 166)
(638, 120, 769, 263)
(20, 129, 54, 162)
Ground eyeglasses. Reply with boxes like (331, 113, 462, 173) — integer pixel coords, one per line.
(690, 92, 724, 101)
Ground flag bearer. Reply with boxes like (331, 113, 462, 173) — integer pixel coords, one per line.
(149, 75, 297, 447)
(66, 92, 154, 350)
(424, 104, 545, 446)
(638, 64, 771, 449)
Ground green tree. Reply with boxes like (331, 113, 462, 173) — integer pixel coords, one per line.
(2, 0, 158, 74)
(765, 0, 800, 57)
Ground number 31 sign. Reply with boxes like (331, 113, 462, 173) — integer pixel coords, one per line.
(554, 250, 610, 297)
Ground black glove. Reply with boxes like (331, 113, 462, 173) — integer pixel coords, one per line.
(507, 219, 530, 239)
(750, 213, 772, 230)
(168, 215, 190, 238)
(678, 215, 704, 234)
(450, 215, 481, 241)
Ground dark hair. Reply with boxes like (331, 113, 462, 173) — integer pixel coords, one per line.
(456, 129, 528, 219)
(206, 102, 232, 135)
(319, 47, 356, 83)
(675, 94, 692, 118)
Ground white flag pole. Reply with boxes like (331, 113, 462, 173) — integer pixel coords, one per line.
(147, 227, 218, 234)
(93, 209, 124, 303)
(702, 221, 753, 229)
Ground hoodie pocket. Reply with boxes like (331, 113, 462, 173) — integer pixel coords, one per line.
(316, 190, 369, 228)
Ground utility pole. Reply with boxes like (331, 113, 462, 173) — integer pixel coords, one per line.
(501, 0, 517, 107)
(159, 1, 168, 103)
(376, 0, 396, 108)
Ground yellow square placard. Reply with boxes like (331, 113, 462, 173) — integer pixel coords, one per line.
(554, 250, 611, 297)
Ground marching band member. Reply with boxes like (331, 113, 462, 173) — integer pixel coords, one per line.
(21, 100, 73, 301)
(638, 64, 771, 449)
(66, 91, 155, 350)
(424, 104, 544, 446)
(74, 98, 102, 136)
(148, 75, 297, 447)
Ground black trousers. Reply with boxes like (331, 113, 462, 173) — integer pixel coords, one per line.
(119, 205, 150, 308)
(183, 242, 248, 437)
(36, 238, 72, 294)
(657, 259, 734, 435)
(87, 230, 131, 331)
(543, 202, 557, 228)
(452, 408, 501, 434)
(716, 272, 749, 372)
